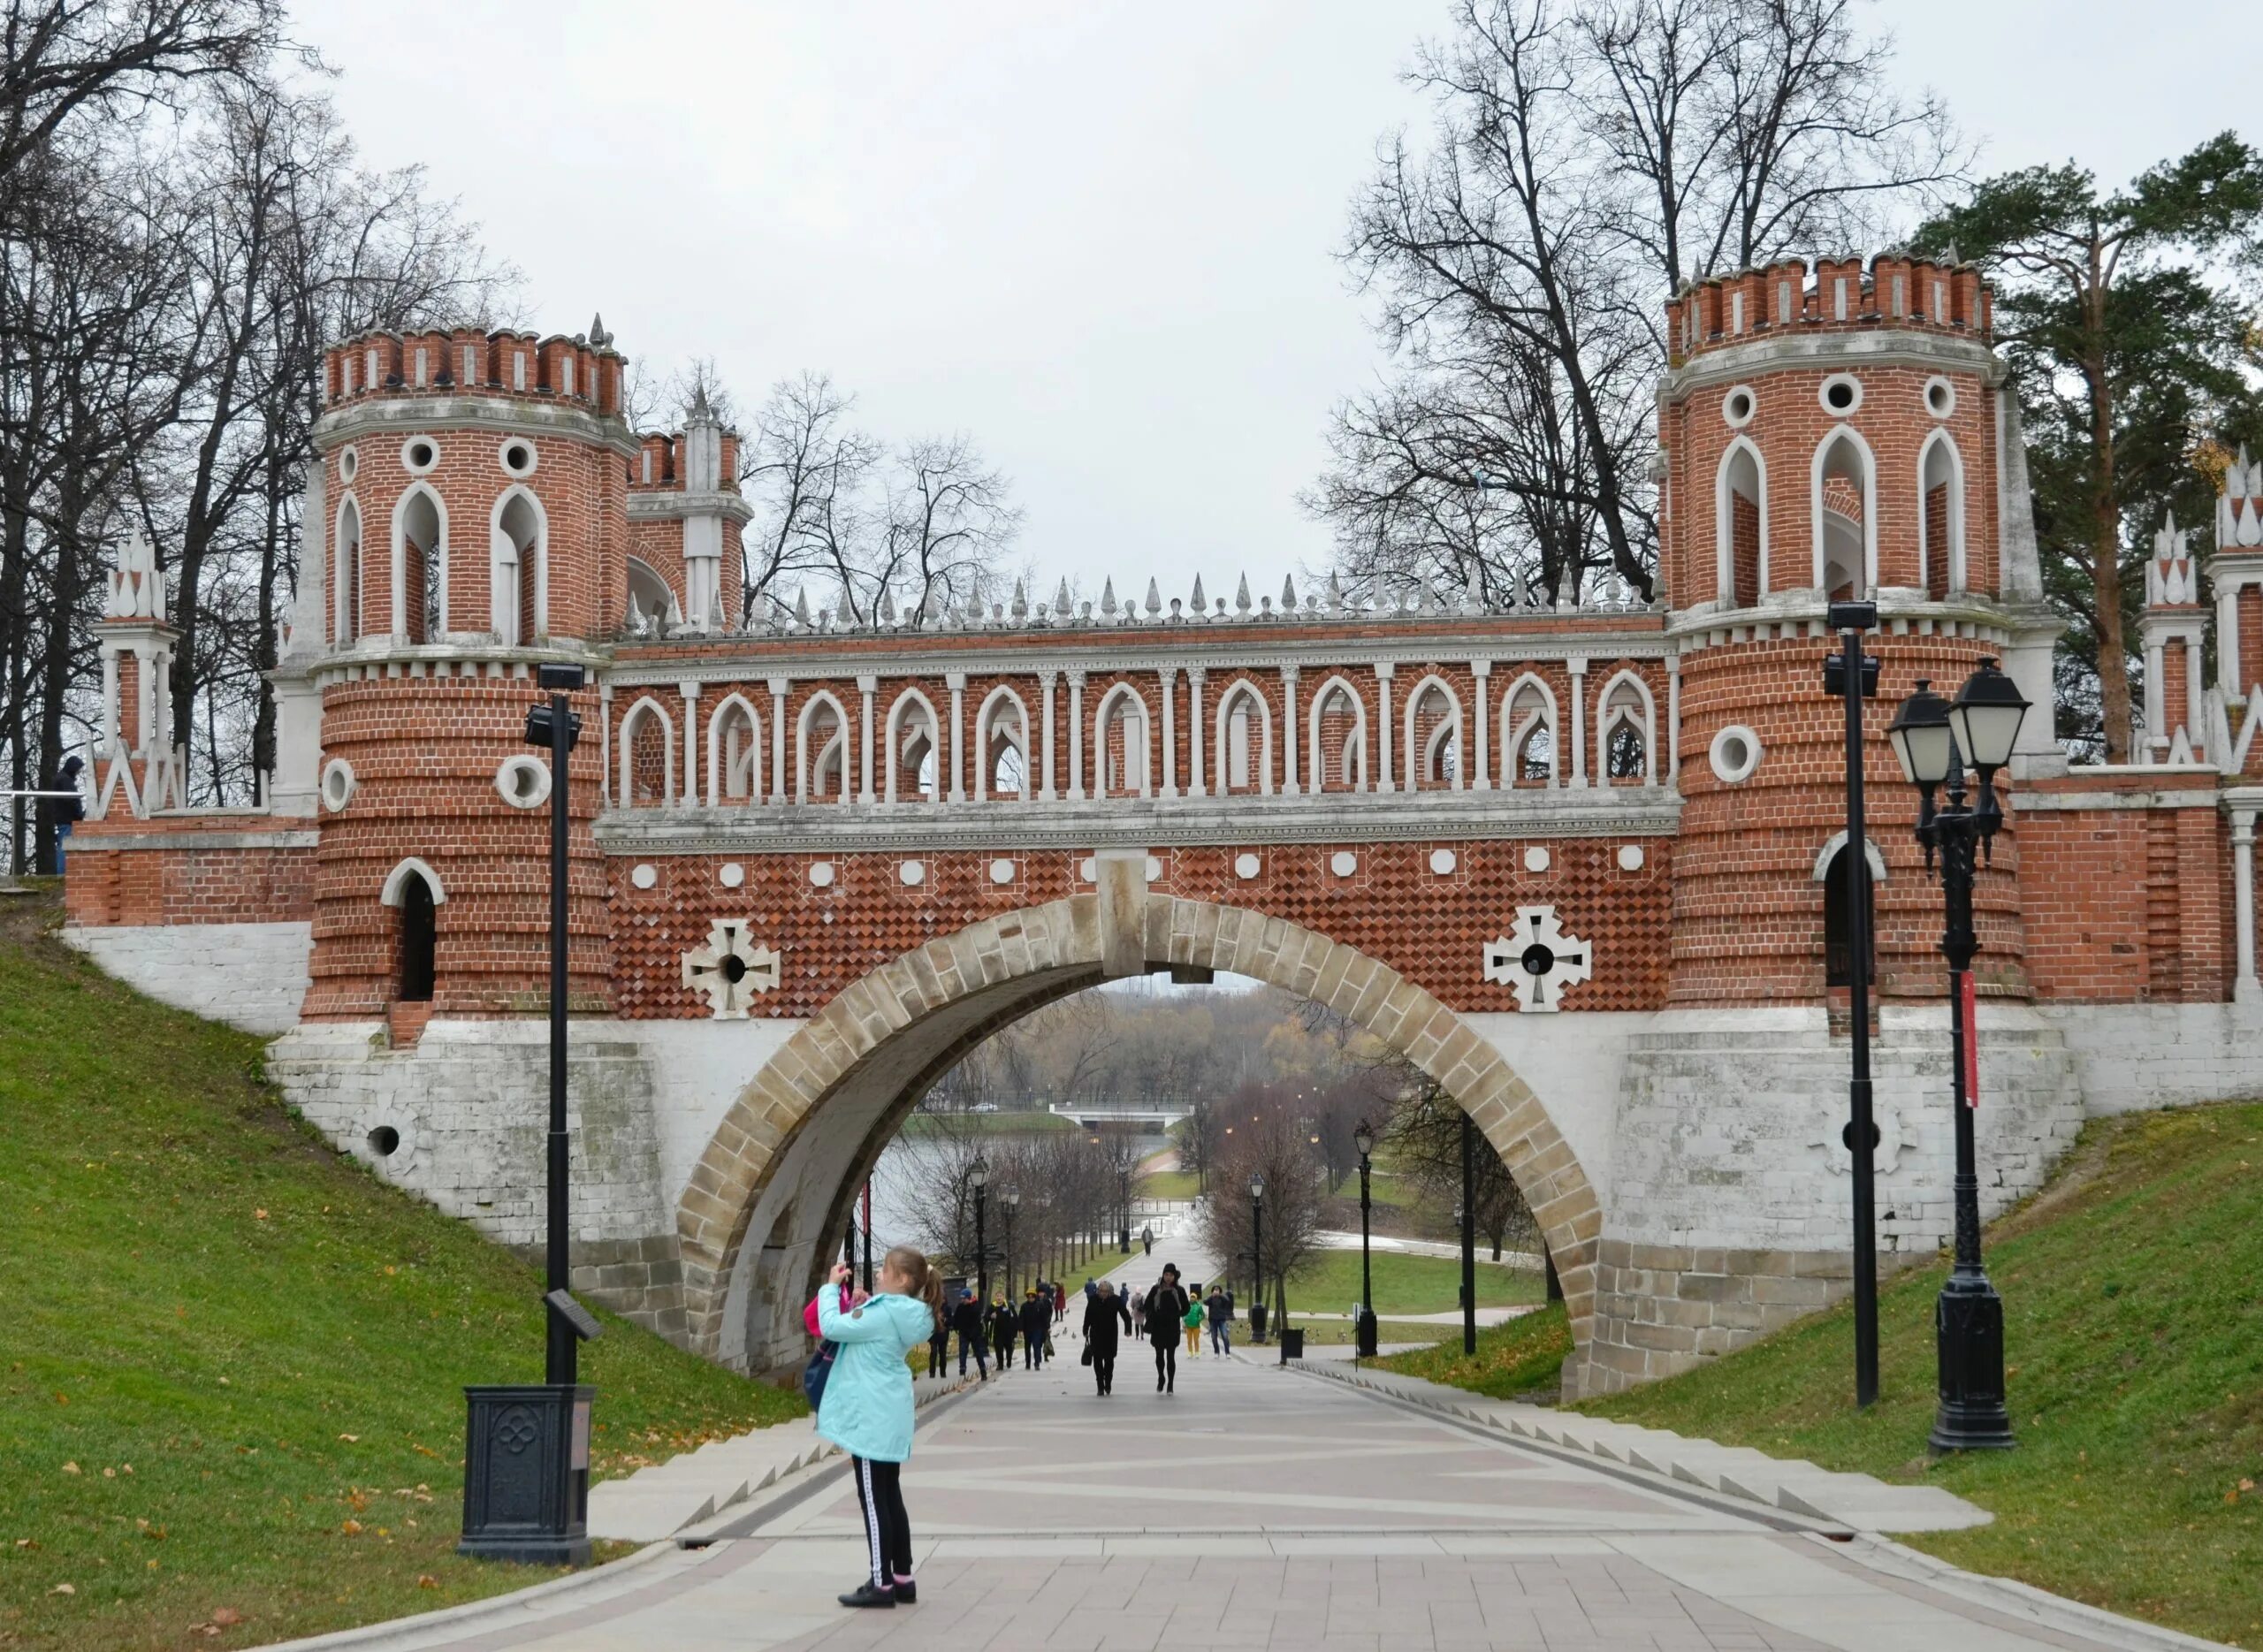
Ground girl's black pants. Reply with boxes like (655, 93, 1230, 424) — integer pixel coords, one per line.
(850, 1456, 912, 1587)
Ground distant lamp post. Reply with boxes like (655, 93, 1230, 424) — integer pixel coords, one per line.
(1887, 659, 2027, 1452)
(1117, 1161, 1132, 1253)
(1248, 1169, 1267, 1344)
(1000, 1186, 1020, 1299)
(970, 1154, 991, 1302)
(1459, 1113, 1477, 1356)
(1352, 1118, 1378, 1359)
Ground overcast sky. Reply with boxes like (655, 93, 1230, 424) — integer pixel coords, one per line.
(293, 1, 2251, 605)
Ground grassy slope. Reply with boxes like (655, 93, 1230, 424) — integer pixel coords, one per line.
(0, 899, 802, 1651)
(1373, 1305, 1572, 1397)
(1578, 1104, 2263, 1648)
(1284, 1249, 1543, 1316)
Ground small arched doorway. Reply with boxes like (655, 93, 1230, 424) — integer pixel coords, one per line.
(397, 873, 437, 1002)
(1822, 844, 1875, 989)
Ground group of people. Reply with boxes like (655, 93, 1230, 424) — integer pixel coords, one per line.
(801, 1249, 1241, 1614)
(926, 1278, 1071, 1380)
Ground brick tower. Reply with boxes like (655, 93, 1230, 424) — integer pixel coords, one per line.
(1657, 254, 2046, 1008)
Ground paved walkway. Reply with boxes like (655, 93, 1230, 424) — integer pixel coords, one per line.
(322, 1346, 2209, 1651)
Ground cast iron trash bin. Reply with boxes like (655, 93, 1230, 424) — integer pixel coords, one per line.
(1278, 1327, 1304, 1362)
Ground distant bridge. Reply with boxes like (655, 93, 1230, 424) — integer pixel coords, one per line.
(1048, 1101, 1192, 1131)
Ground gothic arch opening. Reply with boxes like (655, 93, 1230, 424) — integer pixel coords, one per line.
(675, 895, 1603, 1387)
(395, 871, 437, 1002)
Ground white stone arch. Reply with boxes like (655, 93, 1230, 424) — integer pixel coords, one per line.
(1401, 672, 1463, 789)
(1212, 675, 1276, 796)
(616, 695, 676, 807)
(796, 689, 852, 803)
(1593, 668, 1657, 788)
(885, 687, 941, 803)
(1092, 681, 1151, 797)
(1497, 672, 1559, 788)
(1715, 436, 1770, 603)
(332, 491, 363, 642)
(705, 692, 764, 805)
(1916, 427, 1967, 595)
(378, 856, 447, 906)
(1810, 424, 1878, 595)
(627, 556, 679, 633)
(974, 683, 1032, 801)
(1812, 830, 1889, 884)
(1305, 673, 1369, 791)
(489, 484, 549, 643)
(391, 482, 447, 642)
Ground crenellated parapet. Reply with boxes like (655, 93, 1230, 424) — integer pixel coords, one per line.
(1665, 253, 1990, 370)
(323, 317, 627, 418)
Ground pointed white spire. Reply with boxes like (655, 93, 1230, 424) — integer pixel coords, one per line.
(878, 583, 896, 624)
(1191, 574, 1207, 613)
(1010, 579, 1027, 620)
(1145, 577, 1162, 616)
(1327, 571, 1345, 612)
(1465, 563, 1484, 609)
(1234, 573, 1252, 614)
(1055, 577, 1072, 615)
(1101, 577, 1117, 617)
(794, 586, 811, 628)
(1281, 574, 1297, 612)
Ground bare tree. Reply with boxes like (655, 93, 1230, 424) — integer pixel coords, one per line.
(1199, 1083, 1326, 1325)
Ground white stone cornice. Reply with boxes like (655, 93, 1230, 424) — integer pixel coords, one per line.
(627, 490, 754, 528)
(310, 638, 611, 690)
(1662, 329, 1999, 400)
(313, 396, 641, 460)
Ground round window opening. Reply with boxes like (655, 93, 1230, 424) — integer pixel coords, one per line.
(1709, 724, 1763, 784)
(367, 1125, 400, 1158)
(720, 954, 748, 984)
(408, 441, 434, 468)
(1820, 374, 1863, 415)
(1924, 377, 1955, 418)
(320, 757, 356, 812)
(338, 446, 358, 483)
(494, 754, 551, 810)
(1520, 941, 1556, 976)
(1722, 385, 1756, 427)
(500, 440, 536, 477)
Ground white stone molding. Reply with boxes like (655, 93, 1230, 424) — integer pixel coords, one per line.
(616, 694, 675, 806)
(1186, 667, 1207, 797)
(1429, 848, 1457, 875)
(796, 688, 852, 803)
(1524, 845, 1551, 872)
(390, 481, 448, 643)
(1497, 671, 1559, 790)
(988, 857, 1017, 885)
(1567, 659, 1589, 788)
(495, 753, 551, 810)
(1715, 434, 1771, 600)
(679, 680, 701, 806)
(1916, 427, 1967, 595)
(629, 862, 659, 889)
(1038, 670, 1059, 801)
(1471, 660, 1492, 789)
(1400, 672, 1463, 791)
(488, 483, 547, 643)
(1091, 680, 1153, 797)
(98, 647, 119, 759)
(1810, 830, 1888, 884)
(705, 691, 763, 805)
(1280, 665, 1300, 795)
(1482, 905, 1592, 1012)
(598, 681, 614, 807)
(1666, 655, 1682, 781)
(1067, 671, 1086, 801)
(1330, 849, 1359, 878)
(767, 679, 789, 803)
(973, 681, 1032, 802)
(1233, 851, 1261, 879)
(1305, 674, 1370, 794)
(1617, 843, 1645, 871)
(379, 856, 447, 906)
(1158, 666, 1178, 798)
(1375, 661, 1396, 793)
(719, 862, 745, 887)
(857, 675, 878, 803)
(1592, 667, 1659, 788)
(321, 756, 356, 813)
(1810, 422, 1879, 593)
(332, 491, 362, 643)
(884, 686, 941, 803)
(946, 672, 968, 803)
(2232, 804, 2260, 1001)
(1708, 724, 1763, 785)
(314, 394, 643, 464)
(1212, 675, 1275, 796)
(808, 861, 835, 887)
(898, 858, 926, 885)
(679, 918, 781, 1020)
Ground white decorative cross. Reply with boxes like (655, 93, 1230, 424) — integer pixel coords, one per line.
(681, 919, 781, 1019)
(1482, 906, 1593, 1013)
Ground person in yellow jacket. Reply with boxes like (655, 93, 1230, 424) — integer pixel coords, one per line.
(1182, 1283, 1207, 1357)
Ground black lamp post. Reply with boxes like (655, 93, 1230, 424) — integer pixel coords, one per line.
(1887, 659, 2028, 1452)
(1248, 1170, 1267, 1344)
(1118, 1161, 1132, 1252)
(461, 663, 598, 1565)
(1822, 599, 1883, 1409)
(1459, 1113, 1477, 1357)
(1001, 1186, 1020, 1299)
(970, 1154, 990, 1302)
(1353, 1118, 1378, 1358)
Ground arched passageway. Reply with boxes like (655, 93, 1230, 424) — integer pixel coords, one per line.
(675, 894, 1603, 1387)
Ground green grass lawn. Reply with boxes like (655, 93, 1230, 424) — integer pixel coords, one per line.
(898, 1108, 1071, 1138)
(1371, 1304, 1573, 1396)
(1284, 1249, 1544, 1316)
(1138, 1170, 1201, 1200)
(0, 899, 804, 1651)
(1573, 1104, 2263, 1648)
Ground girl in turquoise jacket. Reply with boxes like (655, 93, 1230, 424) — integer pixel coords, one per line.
(815, 1246, 942, 1609)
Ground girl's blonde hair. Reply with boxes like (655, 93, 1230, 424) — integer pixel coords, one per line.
(884, 1244, 944, 1334)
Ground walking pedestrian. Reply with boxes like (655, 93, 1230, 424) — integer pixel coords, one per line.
(1019, 1289, 1050, 1370)
(1204, 1284, 1232, 1356)
(926, 1305, 949, 1379)
(814, 1247, 943, 1608)
(1141, 1225, 1153, 1257)
(1054, 1282, 1068, 1323)
(1082, 1279, 1132, 1396)
(949, 1288, 988, 1380)
(36, 756, 82, 876)
(1144, 1264, 1190, 1394)
(1182, 1284, 1206, 1359)
(987, 1293, 1018, 1371)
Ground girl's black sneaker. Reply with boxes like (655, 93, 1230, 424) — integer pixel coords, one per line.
(893, 1579, 918, 1603)
(838, 1582, 895, 1609)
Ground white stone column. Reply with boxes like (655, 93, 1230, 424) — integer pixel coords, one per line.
(947, 672, 968, 803)
(99, 645, 119, 758)
(1666, 654, 1682, 783)
(1375, 662, 1395, 793)
(2221, 581, 2247, 699)
(1040, 669, 1059, 800)
(1568, 658, 1589, 787)
(599, 681, 614, 806)
(1067, 673, 1088, 800)
(2236, 808, 2259, 1002)
(133, 644, 154, 758)
(1160, 666, 1178, 798)
(1281, 666, 1299, 794)
(679, 680, 700, 807)
(2186, 638, 2206, 761)
(2145, 642, 2166, 759)
(857, 674, 877, 803)
(1187, 668, 1207, 797)
(1471, 660, 1492, 790)
(768, 677, 789, 802)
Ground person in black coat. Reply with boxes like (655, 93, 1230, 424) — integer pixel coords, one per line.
(949, 1289, 989, 1380)
(926, 1304, 950, 1379)
(1081, 1280, 1132, 1396)
(1018, 1290, 1051, 1370)
(1143, 1264, 1192, 1394)
(987, 1295, 1019, 1369)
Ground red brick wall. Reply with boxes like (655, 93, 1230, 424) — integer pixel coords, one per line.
(2018, 795, 2230, 1002)
(65, 821, 314, 928)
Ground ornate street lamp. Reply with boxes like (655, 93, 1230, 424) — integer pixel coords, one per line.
(1887, 659, 2027, 1452)
(1459, 1115, 1477, 1356)
(1352, 1118, 1378, 1358)
(1000, 1186, 1020, 1299)
(1248, 1169, 1267, 1344)
(969, 1154, 990, 1303)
